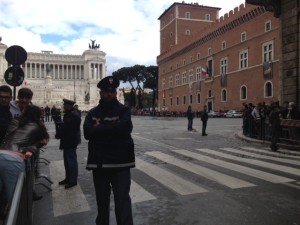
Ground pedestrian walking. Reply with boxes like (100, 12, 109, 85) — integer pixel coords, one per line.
(83, 76, 135, 225)
(186, 105, 194, 131)
(201, 105, 208, 136)
(44, 105, 50, 122)
(55, 99, 81, 189)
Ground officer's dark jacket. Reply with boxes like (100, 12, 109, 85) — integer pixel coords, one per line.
(55, 109, 81, 149)
(83, 99, 135, 170)
(201, 110, 208, 122)
(0, 105, 12, 145)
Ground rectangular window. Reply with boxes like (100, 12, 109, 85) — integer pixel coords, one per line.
(207, 59, 213, 77)
(239, 50, 248, 69)
(185, 30, 191, 35)
(182, 72, 187, 84)
(176, 96, 179, 105)
(175, 74, 180, 86)
(263, 41, 273, 62)
(221, 41, 226, 50)
(197, 53, 201, 60)
(220, 58, 228, 75)
(265, 20, 271, 32)
(169, 76, 173, 87)
(189, 95, 193, 104)
(196, 67, 201, 80)
(162, 78, 166, 89)
(185, 12, 191, 19)
(241, 32, 247, 42)
(205, 14, 211, 21)
(208, 48, 212, 56)
(183, 96, 186, 105)
(170, 98, 173, 106)
(190, 56, 193, 63)
(183, 59, 186, 66)
(189, 70, 193, 83)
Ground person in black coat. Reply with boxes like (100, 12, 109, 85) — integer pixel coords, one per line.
(0, 85, 12, 145)
(269, 102, 281, 151)
(186, 105, 194, 131)
(201, 105, 209, 136)
(84, 76, 135, 225)
(55, 99, 81, 189)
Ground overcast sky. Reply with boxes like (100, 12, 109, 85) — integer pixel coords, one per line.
(0, 0, 245, 75)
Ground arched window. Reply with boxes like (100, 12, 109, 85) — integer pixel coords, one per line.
(240, 86, 247, 100)
(190, 94, 193, 104)
(221, 89, 227, 102)
(265, 81, 273, 97)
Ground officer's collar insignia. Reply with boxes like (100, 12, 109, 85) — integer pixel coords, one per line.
(109, 78, 113, 84)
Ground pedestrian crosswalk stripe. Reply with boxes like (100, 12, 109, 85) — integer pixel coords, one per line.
(221, 147, 300, 166)
(241, 147, 300, 159)
(146, 151, 255, 189)
(133, 135, 177, 150)
(50, 160, 90, 217)
(135, 158, 208, 195)
(174, 149, 294, 183)
(130, 180, 156, 203)
(282, 182, 300, 190)
(196, 148, 300, 176)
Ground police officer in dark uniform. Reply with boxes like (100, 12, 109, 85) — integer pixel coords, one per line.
(83, 76, 135, 225)
(201, 105, 209, 136)
(56, 99, 81, 189)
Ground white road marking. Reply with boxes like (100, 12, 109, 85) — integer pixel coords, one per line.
(175, 149, 294, 183)
(136, 158, 208, 195)
(50, 160, 90, 217)
(241, 146, 300, 159)
(196, 148, 300, 176)
(281, 182, 300, 190)
(146, 152, 254, 189)
(221, 147, 300, 166)
(130, 180, 156, 203)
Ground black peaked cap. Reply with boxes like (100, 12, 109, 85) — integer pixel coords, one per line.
(97, 76, 120, 91)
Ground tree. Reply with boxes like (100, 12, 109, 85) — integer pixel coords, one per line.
(112, 65, 158, 109)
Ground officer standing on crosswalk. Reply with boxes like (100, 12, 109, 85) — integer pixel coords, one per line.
(83, 76, 135, 225)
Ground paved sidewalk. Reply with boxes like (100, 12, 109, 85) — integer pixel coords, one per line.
(236, 131, 300, 153)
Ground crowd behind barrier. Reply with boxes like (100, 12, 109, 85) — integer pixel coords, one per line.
(1, 156, 34, 225)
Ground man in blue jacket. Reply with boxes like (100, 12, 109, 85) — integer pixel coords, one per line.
(84, 76, 135, 225)
(56, 99, 81, 189)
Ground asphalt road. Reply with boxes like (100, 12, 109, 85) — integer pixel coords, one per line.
(33, 116, 300, 225)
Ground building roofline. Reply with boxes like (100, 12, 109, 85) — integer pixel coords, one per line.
(158, 2, 221, 20)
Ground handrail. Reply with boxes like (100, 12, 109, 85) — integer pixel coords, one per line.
(4, 172, 25, 225)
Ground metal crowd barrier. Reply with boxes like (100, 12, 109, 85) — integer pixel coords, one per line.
(245, 117, 300, 146)
(4, 157, 34, 225)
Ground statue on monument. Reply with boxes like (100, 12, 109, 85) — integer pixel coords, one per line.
(89, 40, 100, 49)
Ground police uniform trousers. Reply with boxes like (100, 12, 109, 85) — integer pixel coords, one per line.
(93, 169, 133, 225)
(63, 148, 78, 184)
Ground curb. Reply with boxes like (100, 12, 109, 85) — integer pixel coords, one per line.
(236, 131, 300, 152)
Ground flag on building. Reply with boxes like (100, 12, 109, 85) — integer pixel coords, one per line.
(201, 67, 207, 75)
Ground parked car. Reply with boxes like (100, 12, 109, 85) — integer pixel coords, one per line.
(225, 110, 243, 118)
(208, 110, 221, 118)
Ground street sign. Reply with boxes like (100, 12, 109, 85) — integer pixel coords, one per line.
(5, 45, 27, 66)
(4, 66, 25, 86)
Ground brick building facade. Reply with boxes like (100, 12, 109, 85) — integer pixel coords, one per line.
(157, 2, 281, 113)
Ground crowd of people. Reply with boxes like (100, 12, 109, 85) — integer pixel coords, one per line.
(0, 86, 50, 220)
(242, 101, 300, 151)
(0, 75, 136, 225)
